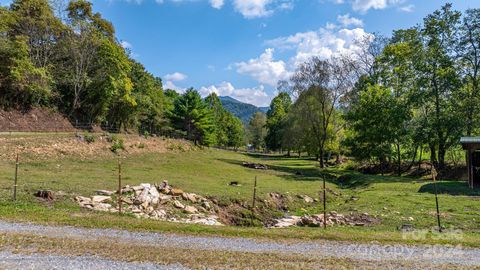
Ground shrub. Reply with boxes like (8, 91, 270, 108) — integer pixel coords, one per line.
(107, 134, 125, 153)
(110, 139, 125, 153)
(84, 133, 96, 144)
(107, 134, 118, 143)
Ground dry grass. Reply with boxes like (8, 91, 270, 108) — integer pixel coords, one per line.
(0, 133, 193, 161)
(0, 233, 472, 270)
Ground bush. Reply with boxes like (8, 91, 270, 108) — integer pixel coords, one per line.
(110, 139, 125, 153)
(107, 134, 118, 143)
(107, 134, 125, 153)
(84, 133, 96, 144)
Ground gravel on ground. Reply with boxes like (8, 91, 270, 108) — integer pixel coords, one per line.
(0, 251, 188, 270)
(0, 221, 478, 267)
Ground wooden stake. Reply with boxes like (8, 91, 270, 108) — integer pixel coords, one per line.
(251, 176, 258, 225)
(13, 153, 18, 201)
(431, 164, 442, 232)
(118, 159, 122, 215)
(323, 173, 327, 229)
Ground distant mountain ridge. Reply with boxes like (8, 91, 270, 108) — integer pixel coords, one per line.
(219, 96, 268, 124)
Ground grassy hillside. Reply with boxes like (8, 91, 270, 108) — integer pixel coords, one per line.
(0, 133, 479, 246)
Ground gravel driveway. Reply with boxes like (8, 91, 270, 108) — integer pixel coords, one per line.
(0, 251, 188, 270)
(0, 221, 478, 268)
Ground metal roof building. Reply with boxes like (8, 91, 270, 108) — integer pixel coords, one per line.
(460, 137, 480, 189)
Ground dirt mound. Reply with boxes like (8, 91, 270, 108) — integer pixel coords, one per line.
(0, 108, 75, 132)
(0, 134, 193, 161)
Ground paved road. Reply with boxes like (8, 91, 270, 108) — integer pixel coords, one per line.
(0, 221, 478, 268)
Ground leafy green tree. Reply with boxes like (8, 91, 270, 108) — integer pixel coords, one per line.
(128, 60, 165, 134)
(458, 8, 480, 136)
(0, 8, 51, 108)
(87, 38, 135, 127)
(170, 88, 215, 146)
(265, 92, 291, 152)
(9, 0, 64, 69)
(345, 85, 411, 174)
(248, 112, 267, 151)
(225, 114, 244, 149)
(418, 4, 463, 168)
(289, 57, 351, 168)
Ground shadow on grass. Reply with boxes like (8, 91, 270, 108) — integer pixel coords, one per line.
(418, 181, 480, 196)
(217, 153, 401, 187)
(219, 152, 429, 189)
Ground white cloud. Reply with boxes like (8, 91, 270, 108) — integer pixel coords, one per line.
(232, 0, 293, 19)
(120, 40, 132, 49)
(235, 26, 371, 87)
(326, 22, 337, 30)
(233, 0, 273, 18)
(164, 81, 186, 93)
(266, 26, 371, 67)
(200, 82, 270, 106)
(337, 14, 363, 27)
(399, 4, 414, 13)
(164, 72, 188, 81)
(352, 0, 387, 12)
(235, 48, 290, 86)
(351, 0, 406, 13)
(209, 0, 224, 9)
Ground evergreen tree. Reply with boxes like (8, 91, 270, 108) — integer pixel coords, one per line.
(170, 88, 215, 146)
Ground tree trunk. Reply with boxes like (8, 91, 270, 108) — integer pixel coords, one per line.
(418, 146, 423, 170)
(319, 149, 325, 168)
(438, 143, 446, 170)
(430, 145, 438, 167)
(407, 146, 418, 171)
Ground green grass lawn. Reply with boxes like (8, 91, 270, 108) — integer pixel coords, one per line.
(0, 136, 479, 246)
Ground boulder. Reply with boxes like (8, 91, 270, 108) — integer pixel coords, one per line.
(300, 216, 321, 227)
(182, 193, 197, 203)
(96, 190, 114, 196)
(140, 183, 151, 189)
(202, 201, 211, 210)
(148, 186, 160, 198)
(170, 188, 184, 196)
(297, 195, 314, 203)
(159, 195, 173, 203)
(122, 197, 133, 205)
(34, 190, 55, 201)
(173, 200, 185, 209)
(184, 205, 198, 214)
(75, 196, 92, 204)
(131, 186, 144, 191)
(93, 203, 112, 211)
(92, 195, 112, 203)
(134, 189, 150, 205)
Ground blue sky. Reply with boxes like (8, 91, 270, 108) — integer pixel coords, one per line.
(2, 0, 479, 106)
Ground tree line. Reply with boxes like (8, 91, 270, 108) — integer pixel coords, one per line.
(258, 4, 479, 172)
(0, 0, 244, 148)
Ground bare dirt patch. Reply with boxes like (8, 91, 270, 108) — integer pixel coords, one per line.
(0, 134, 193, 161)
(0, 108, 75, 132)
